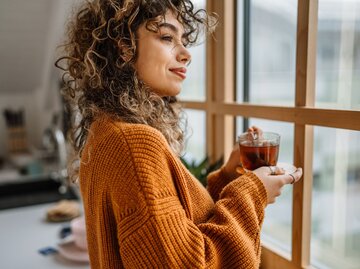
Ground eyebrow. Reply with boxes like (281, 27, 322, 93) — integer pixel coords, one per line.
(158, 22, 186, 38)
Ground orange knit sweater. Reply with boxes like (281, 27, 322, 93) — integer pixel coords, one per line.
(79, 116, 267, 268)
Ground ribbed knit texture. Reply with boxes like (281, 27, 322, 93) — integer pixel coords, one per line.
(79, 116, 268, 269)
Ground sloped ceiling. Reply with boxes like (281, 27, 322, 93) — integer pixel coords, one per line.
(0, 0, 54, 94)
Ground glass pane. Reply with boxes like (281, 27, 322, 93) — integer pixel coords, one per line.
(182, 109, 206, 164)
(179, 0, 206, 101)
(236, 118, 294, 253)
(236, 1, 245, 103)
(316, 0, 360, 110)
(235, 117, 245, 135)
(236, 0, 298, 106)
(311, 127, 360, 269)
(180, 44, 205, 101)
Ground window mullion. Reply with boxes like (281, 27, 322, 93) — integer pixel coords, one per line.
(293, 0, 318, 267)
(206, 0, 236, 163)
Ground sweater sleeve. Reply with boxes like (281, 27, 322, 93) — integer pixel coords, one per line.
(104, 124, 268, 269)
(207, 166, 247, 202)
(118, 175, 267, 269)
(206, 166, 234, 201)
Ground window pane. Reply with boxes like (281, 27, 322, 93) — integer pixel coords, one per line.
(316, 0, 360, 110)
(236, 0, 298, 106)
(235, 117, 245, 135)
(311, 127, 360, 268)
(179, 0, 206, 101)
(182, 109, 206, 164)
(180, 44, 206, 101)
(236, 118, 294, 253)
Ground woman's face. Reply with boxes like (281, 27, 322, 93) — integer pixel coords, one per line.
(134, 10, 191, 97)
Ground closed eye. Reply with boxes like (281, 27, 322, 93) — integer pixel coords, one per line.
(161, 35, 189, 49)
(161, 35, 174, 42)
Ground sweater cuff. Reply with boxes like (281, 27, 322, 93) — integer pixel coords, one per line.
(220, 171, 268, 224)
(246, 171, 268, 210)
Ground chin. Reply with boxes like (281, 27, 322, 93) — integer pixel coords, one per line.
(155, 87, 182, 97)
(171, 88, 181, 96)
(170, 85, 182, 96)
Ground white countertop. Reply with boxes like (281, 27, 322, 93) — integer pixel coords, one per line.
(0, 203, 90, 269)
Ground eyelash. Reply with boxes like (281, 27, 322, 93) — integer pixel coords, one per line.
(161, 34, 188, 48)
(161, 35, 173, 42)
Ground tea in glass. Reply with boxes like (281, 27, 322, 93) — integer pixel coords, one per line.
(238, 132, 280, 171)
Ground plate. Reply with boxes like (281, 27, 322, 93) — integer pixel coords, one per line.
(277, 162, 297, 175)
(57, 235, 89, 263)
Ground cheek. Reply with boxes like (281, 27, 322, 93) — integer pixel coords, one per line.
(134, 45, 175, 89)
(138, 63, 162, 83)
(150, 47, 173, 66)
(136, 52, 165, 76)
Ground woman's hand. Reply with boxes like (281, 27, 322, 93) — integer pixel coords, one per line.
(246, 125, 263, 140)
(222, 126, 263, 181)
(222, 125, 303, 205)
(252, 166, 303, 204)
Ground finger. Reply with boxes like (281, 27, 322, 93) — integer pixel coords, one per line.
(251, 125, 259, 132)
(247, 126, 254, 133)
(251, 126, 263, 138)
(231, 143, 239, 152)
(286, 168, 303, 184)
(246, 130, 256, 140)
(277, 167, 285, 175)
(267, 166, 285, 175)
(247, 126, 262, 140)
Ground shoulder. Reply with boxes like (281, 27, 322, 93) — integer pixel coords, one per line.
(87, 116, 169, 151)
(83, 116, 178, 202)
(116, 121, 169, 150)
(83, 116, 173, 169)
(115, 122, 173, 171)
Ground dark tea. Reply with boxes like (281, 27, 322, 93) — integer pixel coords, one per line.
(239, 142, 279, 171)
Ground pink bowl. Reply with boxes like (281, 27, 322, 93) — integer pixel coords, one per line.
(71, 216, 87, 250)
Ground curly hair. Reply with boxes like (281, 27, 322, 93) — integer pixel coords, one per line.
(56, 0, 217, 180)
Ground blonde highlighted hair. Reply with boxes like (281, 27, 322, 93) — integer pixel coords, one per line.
(56, 0, 217, 180)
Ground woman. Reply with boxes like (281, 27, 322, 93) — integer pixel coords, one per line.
(57, 0, 302, 268)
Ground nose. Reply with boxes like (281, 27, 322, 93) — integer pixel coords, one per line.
(176, 45, 191, 66)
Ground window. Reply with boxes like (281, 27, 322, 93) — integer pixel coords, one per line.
(237, 0, 298, 255)
(316, 0, 360, 110)
(180, 44, 206, 101)
(312, 127, 360, 268)
(179, 0, 206, 164)
(236, 0, 298, 106)
(182, 109, 206, 164)
(182, 0, 360, 268)
(247, 118, 294, 254)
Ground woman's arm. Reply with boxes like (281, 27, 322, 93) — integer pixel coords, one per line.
(206, 126, 262, 201)
(104, 124, 268, 268)
(117, 172, 267, 269)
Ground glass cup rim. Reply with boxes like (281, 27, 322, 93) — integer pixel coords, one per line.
(238, 131, 280, 141)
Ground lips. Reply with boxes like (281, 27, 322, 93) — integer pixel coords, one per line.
(169, 67, 187, 79)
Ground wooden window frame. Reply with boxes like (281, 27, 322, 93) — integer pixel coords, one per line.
(181, 0, 360, 268)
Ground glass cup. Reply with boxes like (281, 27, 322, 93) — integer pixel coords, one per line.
(238, 131, 280, 171)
